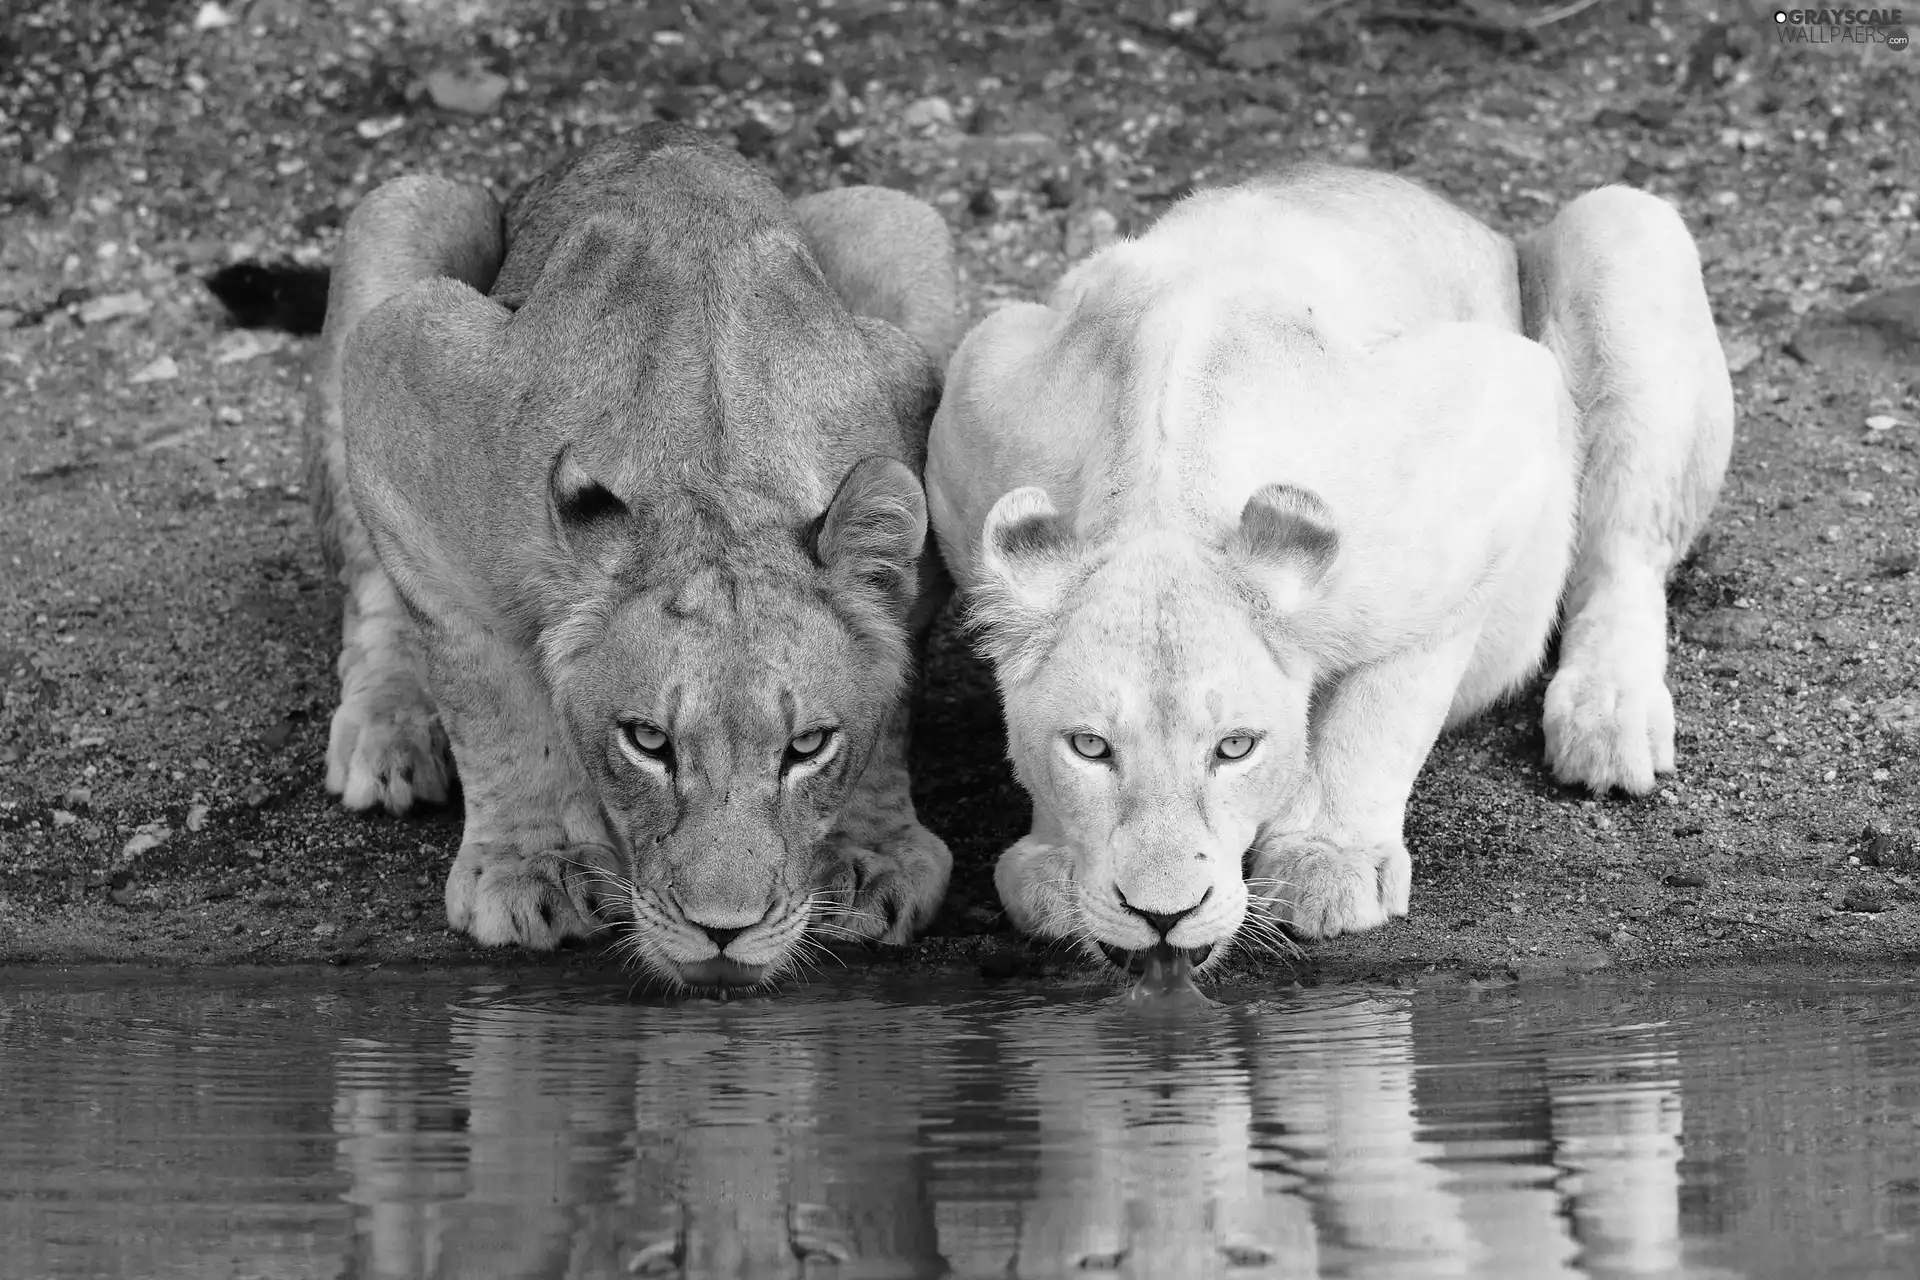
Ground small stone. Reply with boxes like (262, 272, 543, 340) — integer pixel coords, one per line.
(425, 68, 510, 116)
(77, 292, 151, 325)
(1839, 489, 1875, 508)
(901, 96, 955, 130)
(1039, 173, 1081, 209)
(1873, 698, 1920, 738)
(63, 786, 91, 809)
(121, 823, 171, 860)
(1221, 35, 1293, 71)
(129, 355, 179, 384)
(1841, 887, 1891, 913)
(1865, 414, 1908, 431)
(240, 782, 274, 808)
(1663, 871, 1710, 889)
(1721, 334, 1762, 374)
(1684, 607, 1766, 649)
(733, 118, 777, 159)
(311, 922, 338, 939)
(1813, 617, 1859, 646)
(967, 187, 998, 218)
(355, 115, 406, 141)
(185, 803, 211, 833)
(212, 329, 285, 365)
(193, 2, 235, 31)
(709, 57, 756, 92)
(1863, 829, 1920, 872)
(1064, 207, 1120, 260)
(51, 809, 77, 827)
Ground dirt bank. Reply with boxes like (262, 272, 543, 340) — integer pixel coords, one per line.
(3, 0, 1916, 984)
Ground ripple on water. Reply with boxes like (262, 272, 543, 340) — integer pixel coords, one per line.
(1, 969, 1917, 1278)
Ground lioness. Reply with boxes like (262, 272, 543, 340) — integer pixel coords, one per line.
(309, 125, 957, 987)
(926, 166, 1732, 974)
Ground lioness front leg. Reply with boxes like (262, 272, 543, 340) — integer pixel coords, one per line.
(818, 699, 953, 944)
(1252, 625, 1484, 940)
(429, 636, 618, 950)
(1520, 188, 1734, 795)
(313, 174, 504, 814)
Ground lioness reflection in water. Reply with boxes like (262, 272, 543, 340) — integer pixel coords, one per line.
(327, 992, 1709, 1279)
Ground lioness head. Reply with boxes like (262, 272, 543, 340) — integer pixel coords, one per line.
(540, 455, 931, 991)
(970, 483, 1339, 976)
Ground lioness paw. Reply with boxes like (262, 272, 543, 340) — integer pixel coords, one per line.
(443, 842, 615, 950)
(1542, 660, 1676, 796)
(823, 824, 952, 945)
(1249, 835, 1411, 941)
(326, 688, 453, 816)
(992, 835, 1078, 941)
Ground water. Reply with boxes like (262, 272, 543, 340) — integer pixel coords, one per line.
(2, 968, 1917, 1280)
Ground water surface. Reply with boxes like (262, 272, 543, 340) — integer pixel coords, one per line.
(2, 967, 1916, 1279)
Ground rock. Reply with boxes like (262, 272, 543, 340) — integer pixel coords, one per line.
(121, 822, 171, 860)
(901, 96, 956, 130)
(967, 187, 998, 218)
(1064, 207, 1120, 260)
(425, 69, 510, 116)
(1039, 173, 1081, 210)
(185, 803, 210, 833)
(77, 292, 151, 325)
(1663, 871, 1710, 889)
(1221, 35, 1293, 71)
(1877, 550, 1917, 576)
(1842, 886, 1891, 913)
(1862, 827, 1920, 871)
(1838, 489, 1875, 508)
(1721, 334, 1762, 374)
(1788, 286, 1920, 387)
(1873, 697, 1920, 739)
(1813, 617, 1859, 646)
(311, 922, 338, 939)
(51, 809, 77, 827)
(709, 57, 756, 93)
(1865, 413, 1909, 431)
(1684, 607, 1766, 649)
(733, 118, 777, 158)
(355, 115, 407, 141)
(240, 781, 274, 808)
(212, 329, 286, 365)
(193, 2, 235, 31)
(128, 355, 179, 384)
(63, 786, 91, 809)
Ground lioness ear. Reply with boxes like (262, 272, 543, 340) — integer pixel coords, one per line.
(970, 486, 1081, 677)
(1227, 483, 1339, 614)
(814, 455, 928, 615)
(547, 446, 636, 574)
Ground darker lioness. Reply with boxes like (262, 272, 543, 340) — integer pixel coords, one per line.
(278, 125, 959, 988)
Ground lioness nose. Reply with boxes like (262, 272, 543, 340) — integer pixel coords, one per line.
(1117, 887, 1211, 940)
(700, 924, 745, 952)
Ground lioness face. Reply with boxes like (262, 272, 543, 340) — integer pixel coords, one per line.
(553, 566, 905, 991)
(1002, 561, 1314, 974)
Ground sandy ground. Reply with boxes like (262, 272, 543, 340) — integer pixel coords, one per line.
(2, 0, 1917, 985)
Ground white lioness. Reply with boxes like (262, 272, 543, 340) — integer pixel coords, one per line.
(311, 125, 959, 987)
(926, 166, 1732, 971)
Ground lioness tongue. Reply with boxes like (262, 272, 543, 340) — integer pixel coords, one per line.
(1130, 943, 1199, 999)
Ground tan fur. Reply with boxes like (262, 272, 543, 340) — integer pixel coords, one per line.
(310, 129, 959, 987)
(927, 165, 1733, 960)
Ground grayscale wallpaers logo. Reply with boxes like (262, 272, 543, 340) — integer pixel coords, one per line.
(1773, 8, 1909, 49)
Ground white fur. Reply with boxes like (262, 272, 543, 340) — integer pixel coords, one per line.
(928, 168, 1732, 952)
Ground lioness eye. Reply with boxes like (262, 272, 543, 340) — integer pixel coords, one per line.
(789, 728, 831, 760)
(1069, 732, 1111, 760)
(623, 722, 670, 757)
(1216, 735, 1255, 761)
